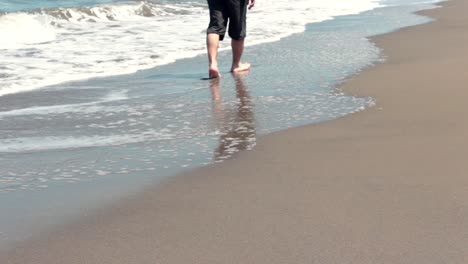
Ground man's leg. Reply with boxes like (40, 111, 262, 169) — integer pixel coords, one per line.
(207, 33, 221, 78)
(231, 38, 250, 73)
(206, 0, 227, 79)
(227, 0, 250, 73)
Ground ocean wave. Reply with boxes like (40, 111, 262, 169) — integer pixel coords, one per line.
(41, 3, 157, 22)
(0, 132, 174, 153)
(0, 0, 382, 97)
(0, 89, 129, 118)
(26, 1, 204, 22)
(0, 1, 198, 48)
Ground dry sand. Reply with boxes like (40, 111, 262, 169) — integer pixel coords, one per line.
(2, 0, 468, 263)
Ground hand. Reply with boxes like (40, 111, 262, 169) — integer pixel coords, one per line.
(248, 0, 255, 10)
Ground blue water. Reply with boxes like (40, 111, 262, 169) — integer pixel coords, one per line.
(0, 0, 444, 249)
(0, 0, 118, 12)
(0, 0, 200, 12)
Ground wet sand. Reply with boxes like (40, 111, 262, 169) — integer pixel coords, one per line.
(2, 0, 468, 263)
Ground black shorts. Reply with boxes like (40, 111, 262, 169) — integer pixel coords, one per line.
(207, 0, 247, 41)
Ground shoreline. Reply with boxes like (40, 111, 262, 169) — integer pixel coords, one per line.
(0, 3, 413, 249)
(3, 0, 468, 262)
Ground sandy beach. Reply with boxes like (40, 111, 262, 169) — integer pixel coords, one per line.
(2, 0, 468, 262)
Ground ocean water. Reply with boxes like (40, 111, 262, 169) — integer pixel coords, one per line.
(0, 0, 383, 96)
(0, 0, 444, 248)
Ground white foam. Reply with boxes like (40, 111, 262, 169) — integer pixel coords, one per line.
(0, 13, 57, 49)
(0, 89, 128, 117)
(0, 0, 382, 97)
(0, 131, 174, 153)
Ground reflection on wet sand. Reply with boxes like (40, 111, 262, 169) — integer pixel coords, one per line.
(210, 75, 256, 161)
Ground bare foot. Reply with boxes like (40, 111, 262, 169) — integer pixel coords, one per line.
(231, 62, 251, 73)
(209, 65, 221, 79)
